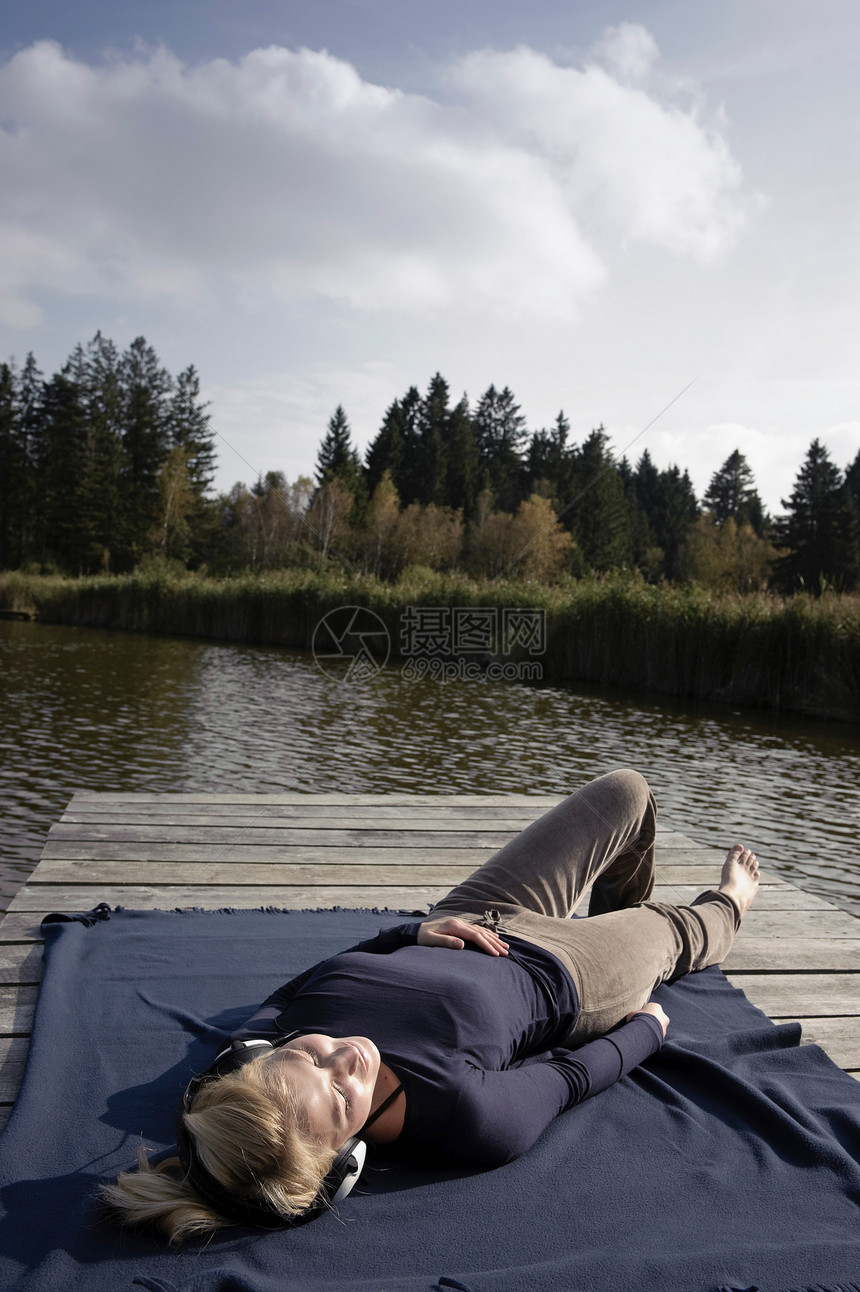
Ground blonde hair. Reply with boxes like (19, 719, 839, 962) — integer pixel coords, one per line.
(100, 1053, 338, 1244)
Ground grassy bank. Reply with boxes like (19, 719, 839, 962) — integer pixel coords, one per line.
(3, 568, 859, 720)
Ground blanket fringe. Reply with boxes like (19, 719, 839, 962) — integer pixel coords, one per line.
(720, 1283, 860, 1291)
(42, 903, 429, 929)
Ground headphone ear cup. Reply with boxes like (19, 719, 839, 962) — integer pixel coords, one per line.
(325, 1138, 368, 1205)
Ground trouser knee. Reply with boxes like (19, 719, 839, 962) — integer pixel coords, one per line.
(581, 768, 653, 822)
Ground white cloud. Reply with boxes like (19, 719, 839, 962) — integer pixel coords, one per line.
(590, 22, 660, 83)
(447, 46, 748, 261)
(0, 34, 750, 331)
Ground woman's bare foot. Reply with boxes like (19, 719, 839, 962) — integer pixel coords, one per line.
(718, 844, 760, 918)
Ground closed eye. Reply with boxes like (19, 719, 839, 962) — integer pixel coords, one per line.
(289, 1043, 346, 1116)
(296, 1047, 349, 1116)
(334, 1083, 351, 1112)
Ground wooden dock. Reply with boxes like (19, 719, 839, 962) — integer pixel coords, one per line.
(1, 792, 858, 1129)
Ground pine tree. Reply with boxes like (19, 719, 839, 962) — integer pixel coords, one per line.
(15, 353, 43, 562)
(568, 426, 631, 571)
(846, 448, 860, 517)
(704, 449, 767, 535)
(630, 452, 698, 580)
(79, 335, 125, 572)
(773, 439, 860, 593)
(527, 412, 576, 514)
(36, 366, 89, 572)
(655, 466, 699, 581)
(389, 386, 423, 505)
(168, 365, 217, 565)
(117, 336, 172, 568)
(169, 366, 216, 496)
(445, 395, 480, 517)
(415, 373, 449, 506)
(632, 449, 661, 523)
(315, 405, 367, 524)
(315, 406, 363, 488)
(0, 363, 20, 568)
(618, 456, 657, 579)
(527, 428, 553, 495)
(364, 399, 405, 497)
(473, 384, 528, 512)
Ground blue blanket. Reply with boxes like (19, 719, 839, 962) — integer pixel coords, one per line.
(0, 906, 858, 1292)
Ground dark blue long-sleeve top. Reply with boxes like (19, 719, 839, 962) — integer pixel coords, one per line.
(231, 922, 664, 1166)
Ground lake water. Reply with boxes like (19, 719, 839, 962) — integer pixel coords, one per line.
(2, 618, 859, 916)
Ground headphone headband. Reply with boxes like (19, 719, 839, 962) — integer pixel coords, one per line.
(175, 1035, 367, 1229)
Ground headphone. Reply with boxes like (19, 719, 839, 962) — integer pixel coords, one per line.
(175, 1034, 399, 1229)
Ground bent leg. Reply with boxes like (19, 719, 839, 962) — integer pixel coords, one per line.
(432, 768, 658, 922)
(559, 890, 740, 1043)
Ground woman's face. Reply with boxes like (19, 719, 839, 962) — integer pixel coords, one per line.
(269, 1034, 381, 1149)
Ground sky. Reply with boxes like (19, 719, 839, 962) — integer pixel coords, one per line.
(1, 0, 858, 512)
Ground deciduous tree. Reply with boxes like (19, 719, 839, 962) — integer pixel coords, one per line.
(391, 502, 463, 573)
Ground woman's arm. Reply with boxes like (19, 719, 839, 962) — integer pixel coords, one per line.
(448, 1013, 666, 1166)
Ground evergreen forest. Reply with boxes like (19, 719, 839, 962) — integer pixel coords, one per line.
(2, 335, 859, 595)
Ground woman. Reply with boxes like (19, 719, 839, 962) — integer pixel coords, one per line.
(102, 770, 760, 1242)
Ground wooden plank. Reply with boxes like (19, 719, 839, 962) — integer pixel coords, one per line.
(48, 823, 531, 847)
(56, 815, 558, 834)
(62, 798, 564, 812)
(650, 885, 842, 911)
(41, 842, 503, 864)
(0, 1038, 28, 1101)
(782, 1018, 860, 1070)
(48, 822, 759, 853)
(728, 910, 859, 938)
(724, 938, 860, 972)
(65, 791, 569, 806)
(725, 973, 860, 1016)
(60, 808, 566, 825)
(0, 945, 43, 984)
(57, 809, 741, 846)
(28, 859, 765, 887)
(32, 860, 493, 886)
(39, 840, 754, 870)
(0, 985, 38, 1033)
(0, 914, 46, 943)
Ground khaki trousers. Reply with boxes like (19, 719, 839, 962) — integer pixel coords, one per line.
(431, 769, 740, 1043)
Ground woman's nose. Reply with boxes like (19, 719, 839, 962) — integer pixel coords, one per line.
(318, 1041, 350, 1073)
(332, 1041, 358, 1076)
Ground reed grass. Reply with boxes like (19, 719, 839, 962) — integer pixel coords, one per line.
(3, 568, 859, 720)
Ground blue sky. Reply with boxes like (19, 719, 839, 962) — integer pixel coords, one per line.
(1, 0, 858, 510)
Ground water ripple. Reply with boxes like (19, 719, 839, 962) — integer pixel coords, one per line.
(2, 620, 859, 915)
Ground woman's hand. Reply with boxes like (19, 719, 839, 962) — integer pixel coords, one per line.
(417, 916, 509, 956)
(627, 1001, 670, 1036)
